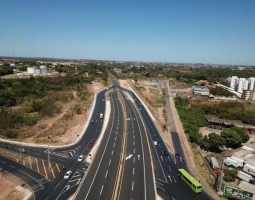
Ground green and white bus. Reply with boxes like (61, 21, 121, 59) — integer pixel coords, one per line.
(177, 168, 202, 193)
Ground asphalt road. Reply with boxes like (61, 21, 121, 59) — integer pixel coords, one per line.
(118, 90, 155, 200)
(75, 88, 125, 200)
(121, 85, 213, 200)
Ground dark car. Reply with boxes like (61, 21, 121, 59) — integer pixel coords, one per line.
(163, 150, 168, 156)
(175, 152, 180, 159)
(90, 120, 94, 126)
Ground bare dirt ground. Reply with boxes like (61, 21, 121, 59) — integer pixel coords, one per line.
(0, 172, 23, 200)
(21, 81, 105, 145)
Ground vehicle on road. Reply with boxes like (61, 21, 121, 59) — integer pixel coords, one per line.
(154, 141, 158, 145)
(100, 113, 103, 119)
(64, 171, 72, 179)
(90, 119, 94, 126)
(78, 155, 84, 162)
(162, 150, 168, 156)
(20, 148, 26, 153)
(177, 168, 202, 193)
(175, 152, 180, 159)
(89, 141, 94, 147)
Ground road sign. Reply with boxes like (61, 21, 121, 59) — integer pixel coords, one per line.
(224, 185, 253, 200)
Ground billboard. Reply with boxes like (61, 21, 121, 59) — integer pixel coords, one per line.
(224, 185, 253, 200)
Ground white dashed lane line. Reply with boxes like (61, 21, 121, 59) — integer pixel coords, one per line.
(105, 170, 108, 179)
(100, 185, 104, 195)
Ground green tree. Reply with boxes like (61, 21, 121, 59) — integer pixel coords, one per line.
(231, 126, 249, 143)
(223, 168, 238, 182)
(208, 133, 225, 152)
(221, 129, 242, 148)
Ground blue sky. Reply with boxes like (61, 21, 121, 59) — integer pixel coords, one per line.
(0, 0, 254, 65)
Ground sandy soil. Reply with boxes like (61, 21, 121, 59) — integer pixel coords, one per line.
(22, 81, 106, 145)
(0, 172, 23, 200)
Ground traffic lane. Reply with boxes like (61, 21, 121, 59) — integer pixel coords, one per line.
(129, 92, 211, 199)
(119, 100, 145, 200)
(0, 155, 49, 199)
(129, 100, 155, 200)
(86, 92, 124, 200)
(40, 152, 90, 200)
(74, 90, 121, 200)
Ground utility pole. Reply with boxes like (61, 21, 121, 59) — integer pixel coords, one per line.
(19, 142, 21, 160)
(48, 146, 51, 170)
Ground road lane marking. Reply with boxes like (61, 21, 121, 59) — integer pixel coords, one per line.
(56, 163, 60, 173)
(133, 148, 135, 154)
(36, 158, 40, 173)
(132, 181, 134, 191)
(168, 175, 172, 182)
(173, 176, 176, 182)
(42, 160, 48, 179)
(109, 159, 111, 166)
(29, 156, 32, 169)
(168, 166, 172, 172)
(115, 136, 117, 141)
(10, 165, 15, 168)
(105, 170, 108, 179)
(100, 185, 104, 195)
(133, 157, 135, 163)
(50, 166, 56, 179)
(133, 141, 135, 146)
(133, 168, 135, 175)
(111, 150, 114, 155)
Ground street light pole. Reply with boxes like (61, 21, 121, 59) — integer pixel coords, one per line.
(19, 142, 21, 160)
(48, 146, 51, 170)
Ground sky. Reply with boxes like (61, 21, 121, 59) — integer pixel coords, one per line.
(0, 0, 254, 65)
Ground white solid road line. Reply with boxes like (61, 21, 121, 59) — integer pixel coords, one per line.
(100, 185, 104, 195)
(105, 170, 108, 179)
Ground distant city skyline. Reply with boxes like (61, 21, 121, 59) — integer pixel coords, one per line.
(0, 0, 254, 65)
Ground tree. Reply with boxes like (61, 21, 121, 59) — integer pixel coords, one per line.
(221, 129, 242, 148)
(223, 168, 238, 182)
(208, 133, 225, 152)
(200, 133, 225, 152)
(231, 126, 250, 143)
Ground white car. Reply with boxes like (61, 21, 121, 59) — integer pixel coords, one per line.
(78, 155, 84, 162)
(154, 141, 158, 145)
(64, 171, 72, 179)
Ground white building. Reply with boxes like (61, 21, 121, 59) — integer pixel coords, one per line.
(248, 77, 255, 90)
(237, 78, 249, 93)
(230, 76, 239, 90)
